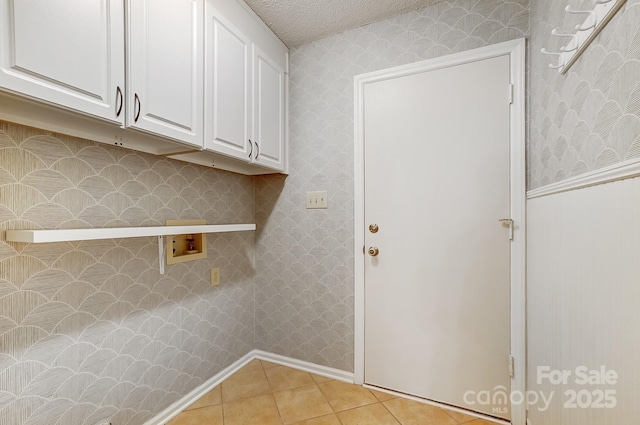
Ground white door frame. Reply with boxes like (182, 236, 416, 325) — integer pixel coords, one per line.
(353, 38, 526, 425)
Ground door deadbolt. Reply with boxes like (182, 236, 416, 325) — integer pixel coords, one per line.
(369, 224, 379, 233)
(368, 246, 379, 256)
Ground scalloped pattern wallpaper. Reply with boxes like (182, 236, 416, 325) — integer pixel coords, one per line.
(529, 0, 640, 189)
(254, 0, 529, 372)
(0, 122, 255, 425)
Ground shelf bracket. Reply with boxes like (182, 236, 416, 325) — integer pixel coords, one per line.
(158, 235, 165, 275)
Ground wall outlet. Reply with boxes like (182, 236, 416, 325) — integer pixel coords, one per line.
(211, 267, 220, 287)
(306, 191, 328, 209)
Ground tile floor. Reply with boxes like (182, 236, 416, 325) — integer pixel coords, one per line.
(166, 359, 498, 425)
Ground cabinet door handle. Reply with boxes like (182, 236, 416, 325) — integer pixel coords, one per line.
(134, 93, 141, 123)
(248, 139, 253, 159)
(255, 141, 260, 159)
(115, 86, 123, 117)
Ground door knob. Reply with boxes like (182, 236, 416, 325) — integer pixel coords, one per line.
(369, 224, 379, 233)
(368, 246, 379, 256)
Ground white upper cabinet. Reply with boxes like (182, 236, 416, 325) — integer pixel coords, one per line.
(128, 0, 204, 147)
(0, 0, 287, 174)
(0, 0, 125, 123)
(204, 5, 252, 160)
(203, 0, 287, 172)
(253, 46, 285, 171)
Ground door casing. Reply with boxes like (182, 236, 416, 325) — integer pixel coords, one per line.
(353, 38, 526, 425)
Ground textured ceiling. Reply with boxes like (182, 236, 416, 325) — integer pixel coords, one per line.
(244, 0, 446, 47)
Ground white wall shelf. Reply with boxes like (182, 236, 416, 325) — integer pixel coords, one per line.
(5, 224, 256, 243)
(6, 224, 256, 275)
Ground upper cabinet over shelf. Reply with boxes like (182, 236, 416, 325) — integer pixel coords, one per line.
(252, 45, 286, 171)
(172, 0, 287, 172)
(128, 0, 204, 147)
(0, 0, 125, 124)
(0, 0, 288, 175)
(205, 6, 252, 160)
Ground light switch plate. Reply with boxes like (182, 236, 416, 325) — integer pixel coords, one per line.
(306, 191, 328, 209)
(211, 268, 220, 287)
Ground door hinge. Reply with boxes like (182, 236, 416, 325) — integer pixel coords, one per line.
(509, 355, 515, 378)
(509, 83, 514, 105)
(499, 218, 514, 241)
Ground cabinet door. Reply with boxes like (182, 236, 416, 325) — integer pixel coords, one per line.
(128, 0, 203, 147)
(253, 46, 285, 171)
(0, 0, 125, 124)
(204, 5, 251, 161)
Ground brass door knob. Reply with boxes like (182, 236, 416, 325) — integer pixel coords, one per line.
(369, 224, 379, 233)
(368, 246, 379, 256)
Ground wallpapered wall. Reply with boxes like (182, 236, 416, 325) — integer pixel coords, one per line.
(527, 1, 640, 424)
(528, 0, 640, 189)
(0, 122, 255, 425)
(254, 0, 529, 372)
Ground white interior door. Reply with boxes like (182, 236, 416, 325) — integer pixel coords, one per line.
(364, 54, 512, 419)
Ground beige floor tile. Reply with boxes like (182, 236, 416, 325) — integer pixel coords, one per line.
(337, 403, 400, 425)
(236, 358, 264, 374)
(273, 384, 333, 424)
(261, 360, 280, 370)
(310, 374, 333, 384)
(291, 414, 342, 425)
(185, 386, 221, 410)
(383, 398, 458, 425)
(223, 394, 283, 425)
(266, 365, 315, 391)
(166, 405, 223, 425)
(165, 362, 499, 425)
(318, 379, 378, 412)
(221, 369, 271, 402)
(369, 389, 397, 402)
(444, 409, 481, 423)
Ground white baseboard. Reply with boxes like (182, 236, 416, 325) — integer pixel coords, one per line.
(143, 350, 354, 425)
(362, 384, 509, 425)
(145, 350, 505, 425)
(144, 351, 255, 425)
(252, 350, 355, 383)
